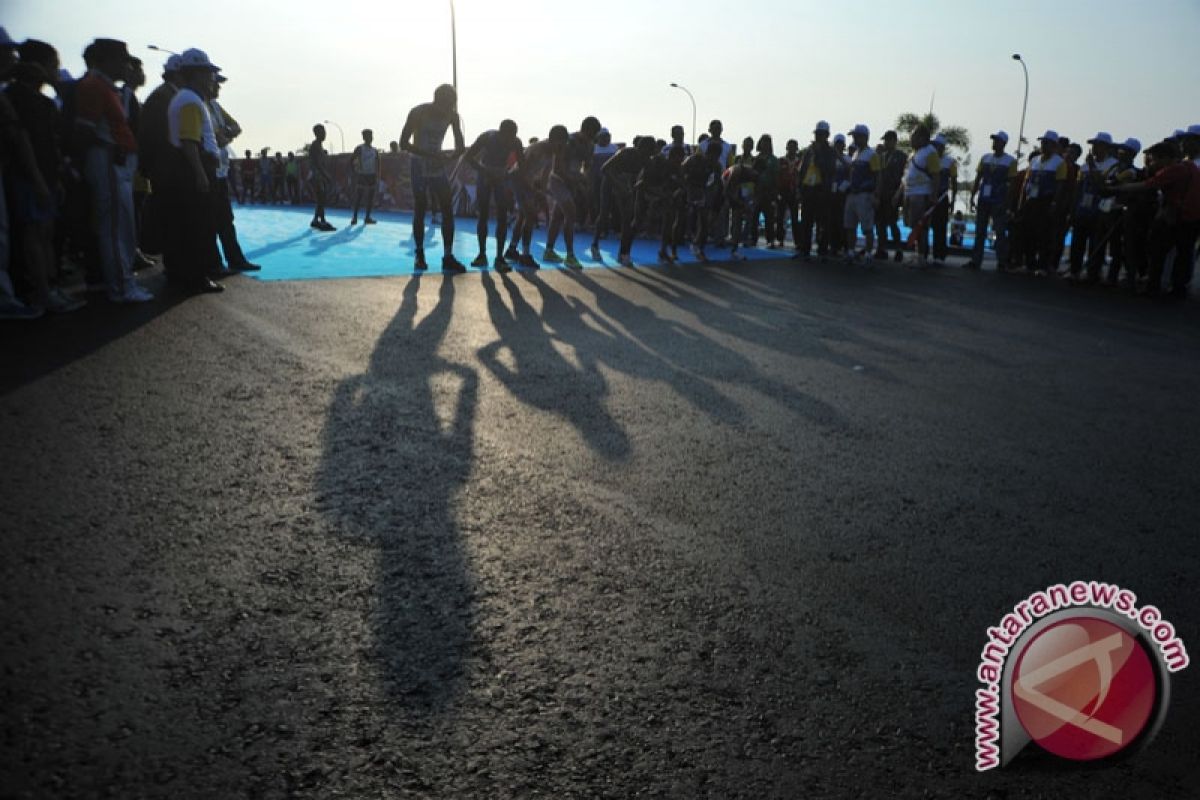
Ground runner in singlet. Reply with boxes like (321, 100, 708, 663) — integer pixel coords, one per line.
(602, 136, 657, 267)
(542, 116, 600, 269)
(680, 144, 723, 262)
(511, 125, 569, 269)
(638, 145, 685, 264)
(400, 84, 466, 272)
(464, 120, 522, 272)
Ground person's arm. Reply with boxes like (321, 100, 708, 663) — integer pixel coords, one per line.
(450, 114, 465, 157)
(969, 169, 982, 211)
(463, 134, 492, 176)
(398, 108, 425, 157)
(374, 147, 382, 179)
(177, 101, 209, 192)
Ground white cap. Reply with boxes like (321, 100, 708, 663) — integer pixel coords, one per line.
(1119, 137, 1141, 155)
(990, 130, 1010, 144)
(178, 47, 220, 71)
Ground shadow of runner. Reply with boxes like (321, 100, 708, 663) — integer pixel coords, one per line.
(243, 228, 314, 260)
(479, 271, 632, 462)
(315, 275, 477, 712)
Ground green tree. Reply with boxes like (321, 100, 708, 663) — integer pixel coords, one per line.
(894, 112, 971, 155)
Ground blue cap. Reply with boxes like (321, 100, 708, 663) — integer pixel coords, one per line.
(1186, 124, 1200, 138)
(990, 130, 1010, 144)
(1087, 132, 1114, 146)
(1118, 137, 1141, 155)
(1038, 130, 1060, 143)
(849, 123, 870, 139)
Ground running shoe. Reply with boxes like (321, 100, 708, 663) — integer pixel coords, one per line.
(504, 245, 521, 261)
(589, 244, 602, 261)
(364, 217, 378, 225)
(0, 298, 43, 320)
(518, 254, 540, 270)
(617, 254, 633, 268)
(493, 256, 512, 273)
(47, 289, 86, 313)
(109, 284, 154, 303)
(442, 254, 467, 273)
(471, 253, 489, 268)
(657, 250, 672, 265)
(349, 217, 358, 226)
(541, 248, 564, 264)
(414, 251, 428, 271)
(563, 254, 582, 270)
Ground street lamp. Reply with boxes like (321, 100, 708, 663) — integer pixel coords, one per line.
(1012, 54, 1029, 162)
(323, 119, 345, 153)
(147, 44, 178, 56)
(669, 82, 697, 147)
(450, 0, 458, 93)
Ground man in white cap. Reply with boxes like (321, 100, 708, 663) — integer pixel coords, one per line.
(843, 124, 881, 262)
(1111, 138, 1148, 288)
(793, 120, 835, 260)
(965, 131, 1017, 270)
(164, 47, 225, 293)
(930, 133, 957, 265)
(899, 124, 941, 267)
(1015, 130, 1068, 275)
(1067, 132, 1119, 282)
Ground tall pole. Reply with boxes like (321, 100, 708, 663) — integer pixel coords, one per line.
(450, 0, 458, 93)
(670, 82, 697, 146)
(323, 120, 345, 153)
(1012, 54, 1029, 162)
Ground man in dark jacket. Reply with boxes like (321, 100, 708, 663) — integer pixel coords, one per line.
(793, 120, 835, 260)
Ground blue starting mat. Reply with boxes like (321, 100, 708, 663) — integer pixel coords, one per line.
(237, 206, 798, 281)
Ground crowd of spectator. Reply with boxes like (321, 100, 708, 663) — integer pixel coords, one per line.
(2, 29, 1197, 321)
(0, 31, 258, 321)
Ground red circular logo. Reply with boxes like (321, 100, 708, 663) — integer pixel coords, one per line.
(1011, 618, 1156, 761)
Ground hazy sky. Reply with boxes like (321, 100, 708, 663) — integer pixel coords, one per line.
(9, 0, 1200, 172)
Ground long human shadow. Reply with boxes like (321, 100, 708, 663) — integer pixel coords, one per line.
(305, 224, 366, 256)
(242, 228, 314, 260)
(315, 275, 477, 712)
(479, 271, 631, 461)
(528, 270, 848, 432)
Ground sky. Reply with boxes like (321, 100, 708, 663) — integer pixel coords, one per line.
(8, 0, 1200, 174)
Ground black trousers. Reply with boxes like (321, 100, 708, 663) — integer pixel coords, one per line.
(163, 160, 218, 286)
(776, 189, 799, 247)
(931, 196, 950, 260)
(213, 178, 246, 267)
(1148, 217, 1200, 293)
(798, 186, 830, 256)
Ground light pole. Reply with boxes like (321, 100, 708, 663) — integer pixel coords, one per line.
(323, 120, 345, 153)
(450, 0, 458, 93)
(669, 82, 697, 146)
(147, 44, 178, 56)
(1012, 54, 1029, 162)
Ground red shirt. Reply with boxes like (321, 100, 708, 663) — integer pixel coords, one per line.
(1145, 161, 1200, 222)
(76, 70, 137, 155)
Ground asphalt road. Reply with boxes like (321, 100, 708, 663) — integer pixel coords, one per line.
(2, 257, 1198, 799)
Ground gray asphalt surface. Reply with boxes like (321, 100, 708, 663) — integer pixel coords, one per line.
(2, 255, 1198, 799)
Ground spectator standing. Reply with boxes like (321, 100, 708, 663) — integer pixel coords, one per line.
(965, 131, 1017, 270)
(76, 38, 151, 302)
(1016, 131, 1068, 275)
(794, 120, 835, 260)
(207, 74, 258, 272)
(163, 47, 224, 293)
(874, 130, 906, 262)
(930, 133, 957, 265)
(899, 124, 941, 267)
(308, 124, 334, 231)
(349, 128, 381, 226)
